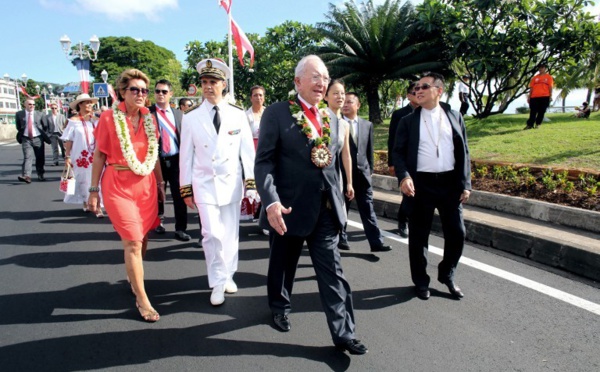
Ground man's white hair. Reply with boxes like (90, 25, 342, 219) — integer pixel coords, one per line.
(293, 55, 327, 90)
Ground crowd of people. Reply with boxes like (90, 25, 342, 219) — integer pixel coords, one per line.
(13, 54, 479, 356)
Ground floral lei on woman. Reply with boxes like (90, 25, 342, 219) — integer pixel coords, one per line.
(289, 100, 331, 147)
(112, 102, 158, 176)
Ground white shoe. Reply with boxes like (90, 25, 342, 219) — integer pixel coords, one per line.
(224, 279, 238, 294)
(210, 285, 225, 306)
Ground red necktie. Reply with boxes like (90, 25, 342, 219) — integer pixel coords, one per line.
(304, 105, 321, 136)
(27, 113, 33, 139)
(159, 109, 171, 154)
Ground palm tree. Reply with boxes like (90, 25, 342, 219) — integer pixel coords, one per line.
(317, 0, 448, 123)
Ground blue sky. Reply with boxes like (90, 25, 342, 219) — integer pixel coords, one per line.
(4, 0, 358, 85)
(5, 0, 598, 111)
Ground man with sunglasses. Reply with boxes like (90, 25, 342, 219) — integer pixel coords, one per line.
(149, 79, 190, 242)
(388, 81, 419, 238)
(392, 72, 471, 301)
(16, 98, 51, 183)
(43, 103, 67, 166)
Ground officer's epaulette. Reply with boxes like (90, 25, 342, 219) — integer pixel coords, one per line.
(183, 103, 201, 114)
(228, 102, 244, 111)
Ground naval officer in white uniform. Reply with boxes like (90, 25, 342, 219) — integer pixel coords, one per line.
(179, 58, 257, 306)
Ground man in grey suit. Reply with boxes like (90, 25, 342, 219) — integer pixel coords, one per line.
(392, 72, 471, 301)
(255, 55, 367, 355)
(16, 98, 51, 183)
(43, 102, 66, 165)
(150, 79, 190, 242)
(338, 92, 392, 253)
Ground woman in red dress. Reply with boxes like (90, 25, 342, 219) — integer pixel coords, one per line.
(87, 69, 165, 322)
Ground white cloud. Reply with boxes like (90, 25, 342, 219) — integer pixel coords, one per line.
(41, 0, 178, 21)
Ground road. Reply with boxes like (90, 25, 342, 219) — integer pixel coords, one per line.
(0, 140, 599, 372)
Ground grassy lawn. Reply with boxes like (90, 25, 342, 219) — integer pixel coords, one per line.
(373, 111, 600, 171)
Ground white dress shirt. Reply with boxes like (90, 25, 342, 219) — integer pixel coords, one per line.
(417, 105, 455, 173)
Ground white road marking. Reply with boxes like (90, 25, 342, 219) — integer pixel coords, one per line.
(0, 141, 19, 146)
(348, 220, 600, 316)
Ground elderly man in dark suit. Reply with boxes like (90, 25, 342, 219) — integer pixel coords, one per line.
(388, 82, 419, 238)
(16, 98, 51, 183)
(255, 55, 368, 355)
(392, 72, 471, 301)
(150, 79, 190, 242)
(338, 92, 392, 253)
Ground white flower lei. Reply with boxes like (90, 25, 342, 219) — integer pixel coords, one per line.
(112, 102, 158, 176)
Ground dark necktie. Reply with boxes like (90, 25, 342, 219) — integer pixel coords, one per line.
(213, 106, 221, 134)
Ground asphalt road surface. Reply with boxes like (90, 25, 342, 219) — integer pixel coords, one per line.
(1, 140, 599, 372)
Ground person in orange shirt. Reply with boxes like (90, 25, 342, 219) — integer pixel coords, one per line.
(525, 63, 553, 130)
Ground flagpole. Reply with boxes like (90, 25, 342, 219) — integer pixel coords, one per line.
(228, 8, 234, 101)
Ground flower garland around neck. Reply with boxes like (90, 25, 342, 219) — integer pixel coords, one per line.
(112, 102, 158, 176)
(289, 100, 331, 147)
(289, 99, 333, 168)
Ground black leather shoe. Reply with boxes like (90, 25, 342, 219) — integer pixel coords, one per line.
(155, 223, 166, 234)
(523, 125, 533, 130)
(174, 230, 191, 241)
(273, 313, 291, 332)
(38, 175, 45, 181)
(415, 286, 430, 300)
(398, 223, 408, 238)
(197, 238, 203, 248)
(53, 161, 59, 166)
(336, 339, 368, 355)
(443, 281, 464, 299)
(371, 244, 392, 252)
(337, 241, 350, 250)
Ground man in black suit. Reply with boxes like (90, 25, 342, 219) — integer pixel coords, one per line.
(255, 55, 368, 355)
(150, 79, 190, 241)
(338, 92, 392, 253)
(16, 98, 51, 183)
(388, 81, 419, 238)
(392, 72, 471, 301)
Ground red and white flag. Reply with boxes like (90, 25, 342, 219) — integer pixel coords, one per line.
(219, 0, 231, 13)
(108, 84, 118, 103)
(231, 18, 254, 67)
(19, 86, 40, 99)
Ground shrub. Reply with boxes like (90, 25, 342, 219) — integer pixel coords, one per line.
(475, 165, 489, 178)
(492, 165, 504, 180)
(564, 181, 575, 193)
(515, 106, 530, 114)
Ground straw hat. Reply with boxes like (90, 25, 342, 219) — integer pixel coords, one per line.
(69, 93, 99, 110)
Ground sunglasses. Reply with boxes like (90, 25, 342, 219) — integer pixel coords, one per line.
(125, 87, 150, 96)
(155, 89, 170, 95)
(413, 83, 439, 91)
(51, 107, 58, 109)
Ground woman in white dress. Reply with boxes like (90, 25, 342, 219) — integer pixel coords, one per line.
(245, 85, 267, 233)
(325, 79, 354, 201)
(61, 93, 104, 217)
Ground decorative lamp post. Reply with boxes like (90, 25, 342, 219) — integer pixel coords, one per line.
(100, 69, 108, 107)
(59, 34, 101, 94)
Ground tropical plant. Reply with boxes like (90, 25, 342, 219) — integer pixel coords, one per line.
(318, 0, 448, 123)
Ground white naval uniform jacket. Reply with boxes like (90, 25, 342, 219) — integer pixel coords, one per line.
(179, 100, 256, 206)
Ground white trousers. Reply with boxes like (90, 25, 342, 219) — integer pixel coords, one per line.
(197, 201, 240, 288)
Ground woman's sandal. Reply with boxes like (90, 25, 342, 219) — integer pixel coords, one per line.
(136, 302, 160, 322)
(96, 209, 104, 218)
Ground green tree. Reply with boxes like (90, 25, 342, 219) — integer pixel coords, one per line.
(182, 21, 322, 106)
(89, 36, 182, 94)
(317, 0, 448, 124)
(417, 0, 600, 118)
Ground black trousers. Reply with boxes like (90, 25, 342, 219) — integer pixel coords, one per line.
(408, 171, 466, 288)
(459, 101, 469, 116)
(158, 154, 187, 232)
(340, 174, 383, 249)
(267, 194, 356, 344)
(527, 97, 551, 127)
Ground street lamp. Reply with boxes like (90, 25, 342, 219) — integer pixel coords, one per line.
(100, 69, 108, 107)
(60, 34, 100, 94)
(60, 34, 101, 61)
